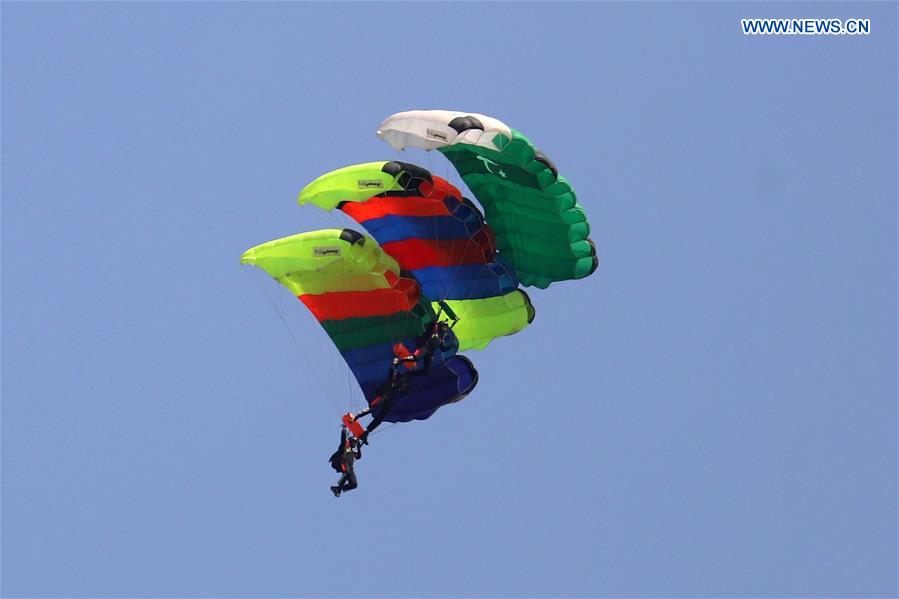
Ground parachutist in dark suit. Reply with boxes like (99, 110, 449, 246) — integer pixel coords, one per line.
(390, 321, 458, 378)
(351, 373, 411, 445)
(329, 427, 362, 497)
(416, 320, 457, 371)
(350, 321, 456, 447)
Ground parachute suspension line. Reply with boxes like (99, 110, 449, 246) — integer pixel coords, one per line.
(425, 144, 435, 180)
(281, 258, 347, 415)
(324, 206, 355, 232)
(267, 271, 352, 419)
(244, 268, 343, 418)
(263, 272, 346, 419)
(323, 202, 359, 403)
(436, 189, 492, 308)
(331, 245, 364, 416)
(367, 420, 398, 438)
(404, 157, 483, 309)
(391, 138, 404, 163)
(326, 204, 364, 415)
(432, 161, 514, 347)
(313, 212, 365, 414)
(436, 300, 459, 324)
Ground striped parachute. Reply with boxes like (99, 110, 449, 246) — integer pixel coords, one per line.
(377, 110, 598, 289)
(298, 161, 534, 351)
(240, 228, 477, 423)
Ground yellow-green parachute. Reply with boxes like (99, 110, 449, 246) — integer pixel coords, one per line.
(241, 228, 477, 422)
(298, 161, 535, 350)
(377, 110, 598, 289)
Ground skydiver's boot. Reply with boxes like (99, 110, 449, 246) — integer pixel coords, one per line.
(330, 485, 341, 497)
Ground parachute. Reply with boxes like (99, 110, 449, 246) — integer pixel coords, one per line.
(242, 110, 598, 449)
(377, 110, 598, 289)
(298, 160, 535, 350)
(240, 228, 477, 423)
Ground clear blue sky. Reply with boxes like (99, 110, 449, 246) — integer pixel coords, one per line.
(2, 2, 896, 597)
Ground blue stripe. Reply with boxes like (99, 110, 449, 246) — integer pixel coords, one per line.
(411, 260, 519, 300)
(341, 339, 417, 389)
(362, 214, 483, 244)
(342, 337, 458, 395)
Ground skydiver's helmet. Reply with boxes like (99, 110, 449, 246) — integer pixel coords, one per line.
(435, 321, 450, 337)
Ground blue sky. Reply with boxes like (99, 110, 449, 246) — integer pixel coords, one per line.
(2, 2, 896, 597)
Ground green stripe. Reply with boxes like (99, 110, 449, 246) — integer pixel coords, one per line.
(321, 301, 435, 351)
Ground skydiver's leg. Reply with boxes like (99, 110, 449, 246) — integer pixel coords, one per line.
(360, 392, 396, 443)
(338, 462, 357, 491)
(340, 470, 357, 492)
(359, 416, 381, 444)
(367, 416, 384, 434)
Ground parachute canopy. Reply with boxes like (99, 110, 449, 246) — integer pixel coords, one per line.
(298, 161, 534, 350)
(377, 110, 598, 289)
(240, 228, 477, 422)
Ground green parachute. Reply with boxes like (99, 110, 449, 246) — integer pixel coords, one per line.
(377, 110, 598, 288)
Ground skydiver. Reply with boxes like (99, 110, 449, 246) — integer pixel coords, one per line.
(350, 372, 411, 444)
(417, 320, 457, 371)
(349, 320, 456, 446)
(390, 320, 457, 378)
(388, 350, 417, 382)
(329, 426, 362, 497)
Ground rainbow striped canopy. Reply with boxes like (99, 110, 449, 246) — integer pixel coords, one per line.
(241, 228, 477, 422)
(298, 161, 534, 351)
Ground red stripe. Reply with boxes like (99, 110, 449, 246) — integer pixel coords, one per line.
(299, 277, 420, 321)
(424, 177, 464, 200)
(340, 176, 464, 221)
(342, 196, 452, 221)
(381, 237, 494, 269)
